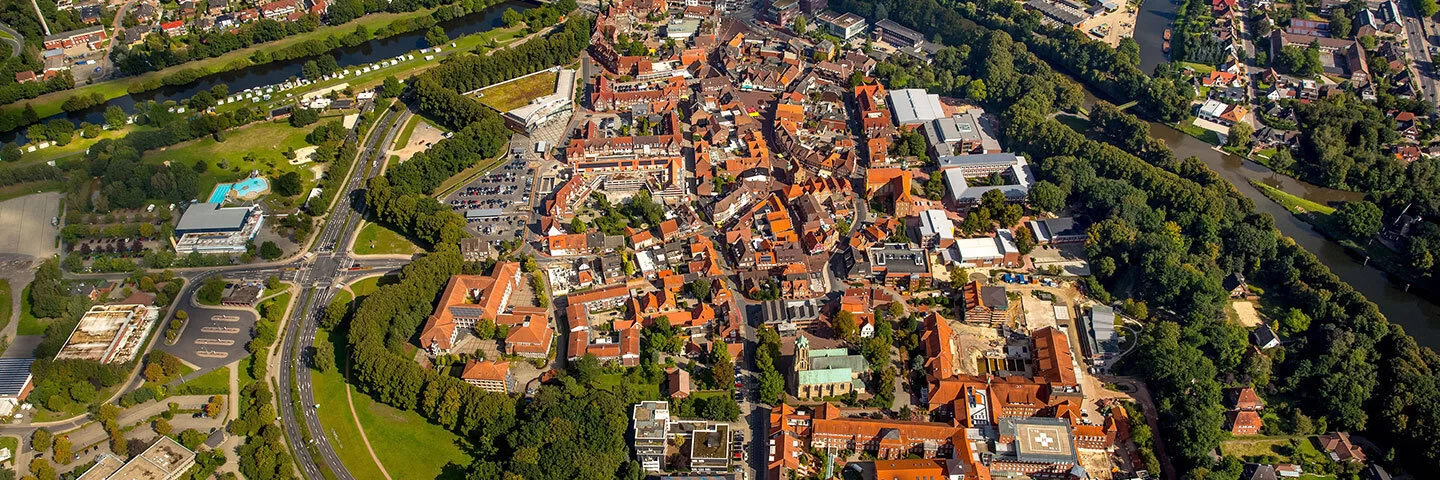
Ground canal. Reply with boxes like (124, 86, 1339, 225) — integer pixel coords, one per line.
(1146, 117, 1440, 349)
(1133, 0, 1180, 74)
(4, 0, 536, 142)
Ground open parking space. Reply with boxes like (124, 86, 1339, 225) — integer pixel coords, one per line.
(442, 156, 538, 242)
(162, 303, 258, 370)
(0, 192, 60, 259)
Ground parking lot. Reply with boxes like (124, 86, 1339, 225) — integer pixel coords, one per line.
(0, 192, 60, 259)
(162, 303, 259, 370)
(443, 156, 537, 241)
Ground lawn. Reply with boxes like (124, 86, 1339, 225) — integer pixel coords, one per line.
(1249, 180, 1336, 215)
(0, 436, 15, 456)
(212, 22, 530, 120)
(1054, 113, 1091, 133)
(0, 279, 11, 334)
(1178, 61, 1216, 74)
(141, 120, 321, 198)
(474, 69, 558, 112)
(17, 283, 48, 336)
(238, 355, 259, 392)
(1174, 119, 1222, 145)
(19, 126, 144, 165)
(393, 115, 422, 150)
(173, 366, 230, 396)
(350, 384, 470, 479)
(1221, 435, 1335, 478)
(347, 276, 392, 298)
(353, 222, 421, 256)
(591, 371, 662, 400)
(2, 8, 488, 121)
(311, 328, 389, 480)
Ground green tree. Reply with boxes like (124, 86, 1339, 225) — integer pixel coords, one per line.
(425, 26, 449, 47)
(502, 8, 523, 27)
(688, 278, 712, 302)
(259, 241, 283, 260)
(1028, 180, 1065, 213)
(312, 342, 335, 372)
(198, 276, 225, 304)
(104, 106, 128, 129)
(52, 436, 73, 464)
(31, 429, 53, 453)
(1, 142, 21, 162)
(381, 76, 404, 98)
(966, 79, 987, 102)
(1226, 121, 1254, 151)
(792, 15, 807, 34)
(833, 310, 858, 342)
(154, 418, 173, 435)
(1335, 201, 1382, 239)
(274, 171, 303, 196)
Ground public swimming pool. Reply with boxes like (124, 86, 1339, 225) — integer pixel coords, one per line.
(233, 177, 269, 198)
(208, 184, 232, 203)
(207, 177, 270, 203)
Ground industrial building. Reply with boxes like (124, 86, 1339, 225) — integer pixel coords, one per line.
(55, 304, 160, 364)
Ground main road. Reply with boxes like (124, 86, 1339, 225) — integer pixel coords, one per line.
(275, 106, 410, 480)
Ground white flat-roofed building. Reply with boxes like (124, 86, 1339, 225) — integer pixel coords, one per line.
(940, 154, 1034, 206)
(918, 209, 955, 249)
(888, 88, 946, 125)
(55, 304, 160, 364)
(77, 436, 195, 480)
(953, 229, 1021, 267)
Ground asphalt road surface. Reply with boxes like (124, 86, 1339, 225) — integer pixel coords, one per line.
(276, 107, 407, 480)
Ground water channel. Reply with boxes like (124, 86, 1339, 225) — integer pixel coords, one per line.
(1133, 0, 1181, 74)
(1081, 88, 1440, 348)
(2, 0, 537, 143)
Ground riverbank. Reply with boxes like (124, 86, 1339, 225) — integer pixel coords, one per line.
(0, 2, 520, 131)
(1250, 178, 1436, 300)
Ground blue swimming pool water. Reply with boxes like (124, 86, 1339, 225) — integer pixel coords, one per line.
(208, 184, 232, 203)
(234, 177, 269, 196)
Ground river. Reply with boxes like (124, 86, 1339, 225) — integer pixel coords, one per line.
(1133, 0, 1180, 74)
(3, 0, 536, 143)
(1139, 115, 1440, 349)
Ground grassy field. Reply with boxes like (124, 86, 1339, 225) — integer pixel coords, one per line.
(142, 120, 320, 198)
(17, 283, 48, 336)
(3, 9, 476, 122)
(1249, 180, 1336, 215)
(353, 222, 421, 256)
(312, 328, 389, 480)
(591, 372, 662, 400)
(0, 279, 11, 334)
(475, 69, 558, 112)
(0, 436, 16, 456)
(393, 116, 422, 150)
(1174, 120, 1223, 145)
(174, 366, 230, 396)
(347, 275, 394, 299)
(1220, 435, 1334, 478)
(350, 383, 470, 479)
(214, 22, 531, 119)
(20, 126, 144, 165)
